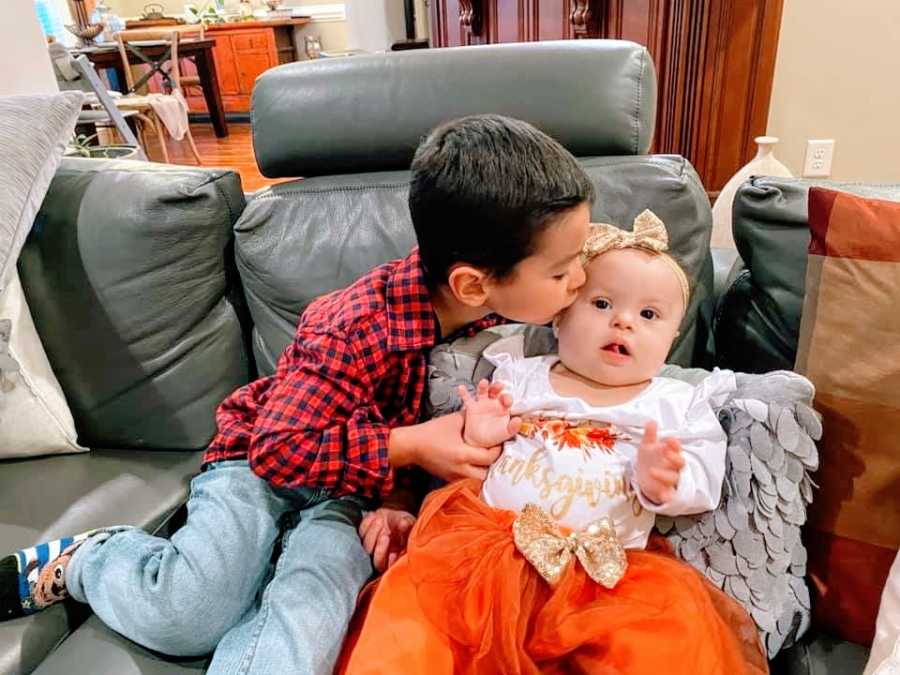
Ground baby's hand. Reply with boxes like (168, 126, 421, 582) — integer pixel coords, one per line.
(458, 379, 522, 448)
(359, 508, 417, 573)
(635, 421, 685, 505)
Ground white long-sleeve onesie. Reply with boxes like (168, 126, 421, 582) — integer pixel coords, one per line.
(480, 344, 735, 550)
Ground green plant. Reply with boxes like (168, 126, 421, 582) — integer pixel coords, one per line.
(70, 132, 100, 158)
(184, 0, 227, 25)
(67, 133, 138, 159)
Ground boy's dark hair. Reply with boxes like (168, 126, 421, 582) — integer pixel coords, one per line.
(409, 114, 595, 286)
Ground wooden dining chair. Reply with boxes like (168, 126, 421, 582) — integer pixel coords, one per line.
(114, 27, 203, 164)
(170, 24, 206, 98)
(48, 42, 148, 159)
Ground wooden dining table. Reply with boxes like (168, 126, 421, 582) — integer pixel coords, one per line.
(73, 37, 229, 137)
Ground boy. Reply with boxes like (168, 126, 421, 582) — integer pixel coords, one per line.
(0, 115, 593, 674)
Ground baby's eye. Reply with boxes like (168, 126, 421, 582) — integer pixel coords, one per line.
(593, 299, 610, 310)
(552, 273, 567, 281)
(640, 309, 658, 320)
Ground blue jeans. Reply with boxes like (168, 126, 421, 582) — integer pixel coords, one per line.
(66, 461, 372, 675)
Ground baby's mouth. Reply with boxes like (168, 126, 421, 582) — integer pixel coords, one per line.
(602, 342, 630, 356)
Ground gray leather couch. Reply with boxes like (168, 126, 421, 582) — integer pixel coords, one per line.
(0, 39, 876, 674)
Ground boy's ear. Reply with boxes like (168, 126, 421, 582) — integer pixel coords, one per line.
(447, 264, 490, 308)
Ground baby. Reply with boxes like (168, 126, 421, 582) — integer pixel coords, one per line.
(471, 209, 730, 571)
(340, 211, 766, 675)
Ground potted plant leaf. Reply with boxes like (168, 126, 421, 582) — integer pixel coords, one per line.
(65, 133, 140, 159)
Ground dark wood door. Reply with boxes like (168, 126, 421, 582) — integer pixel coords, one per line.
(428, 0, 785, 193)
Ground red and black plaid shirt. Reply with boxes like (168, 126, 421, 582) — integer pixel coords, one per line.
(203, 249, 500, 499)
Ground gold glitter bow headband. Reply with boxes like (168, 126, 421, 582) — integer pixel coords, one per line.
(512, 503, 627, 588)
(582, 209, 691, 309)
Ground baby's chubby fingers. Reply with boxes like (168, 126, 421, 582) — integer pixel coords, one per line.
(487, 381, 504, 399)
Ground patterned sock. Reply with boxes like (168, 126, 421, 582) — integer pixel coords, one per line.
(0, 528, 122, 620)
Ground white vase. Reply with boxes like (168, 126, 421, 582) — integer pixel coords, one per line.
(711, 136, 793, 249)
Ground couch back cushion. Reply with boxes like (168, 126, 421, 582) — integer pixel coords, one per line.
(717, 178, 900, 373)
(236, 155, 714, 375)
(796, 187, 900, 645)
(19, 159, 251, 450)
(252, 39, 657, 178)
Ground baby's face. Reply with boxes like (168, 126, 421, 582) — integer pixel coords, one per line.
(555, 248, 685, 387)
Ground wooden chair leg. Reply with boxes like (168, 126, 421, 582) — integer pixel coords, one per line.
(134, 113, 159, 162)
(185, 126, 202, 165)
(150, 114, 169, 163)
(136, 119, 149, 159)
(125, 117, 148, 159)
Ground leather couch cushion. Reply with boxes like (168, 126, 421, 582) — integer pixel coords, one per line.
(33, 616, 208, 675)
(0, 449, 202, 675)
(252, 40, 657, 178)
(236, 155, 714, 375)
(19, 159, 252, 450)
(716, 178, 900, 373)
(773, 633, 869, 675)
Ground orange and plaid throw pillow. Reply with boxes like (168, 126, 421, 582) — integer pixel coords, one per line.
(795, 187, 900, 645)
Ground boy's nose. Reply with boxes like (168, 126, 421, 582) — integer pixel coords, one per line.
(568, 264, 586, 292)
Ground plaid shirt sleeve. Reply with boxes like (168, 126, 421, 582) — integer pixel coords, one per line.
(247, 329, 394, 499)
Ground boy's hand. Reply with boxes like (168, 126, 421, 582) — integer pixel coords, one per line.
(389, 412, 501, 482)
(634, 421, 685, 505)
(457, 380, 522, 447)
(360, 508, 416, 572)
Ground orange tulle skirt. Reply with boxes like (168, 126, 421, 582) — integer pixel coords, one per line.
(337, 480, 768, 675)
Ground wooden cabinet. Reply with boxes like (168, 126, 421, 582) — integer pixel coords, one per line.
(183, 27, 280, 114)
(429, 0, 785, 193)
(143, 19, 307, 114)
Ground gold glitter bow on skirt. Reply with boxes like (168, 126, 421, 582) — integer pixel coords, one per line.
(512, 504, 628, 589)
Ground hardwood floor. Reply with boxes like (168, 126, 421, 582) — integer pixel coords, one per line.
(143, 121, 293, 192)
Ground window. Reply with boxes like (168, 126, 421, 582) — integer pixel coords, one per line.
(34, 0, 74, 46)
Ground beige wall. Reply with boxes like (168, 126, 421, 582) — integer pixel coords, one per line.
(293, 19, 348, 55)
(767, 0, 900, 181)
(1, 0, 58, 95)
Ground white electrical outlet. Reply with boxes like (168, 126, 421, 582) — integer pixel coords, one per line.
(803, 139, 835, 178)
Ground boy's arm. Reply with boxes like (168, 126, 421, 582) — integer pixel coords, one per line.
(248, 329, 401, 497)
(248, 330, 497, 498)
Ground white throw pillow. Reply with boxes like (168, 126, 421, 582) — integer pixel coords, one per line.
(865, 552, 900, 675)
(0, 91, 87, 458)
(0, 92, 84, 291)
(0, 272, 85, 457)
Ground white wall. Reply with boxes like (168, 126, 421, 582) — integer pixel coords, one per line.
(766, 0, 900, 181)
(1, 0, 58, 95)
(344, 0, 406, 52)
